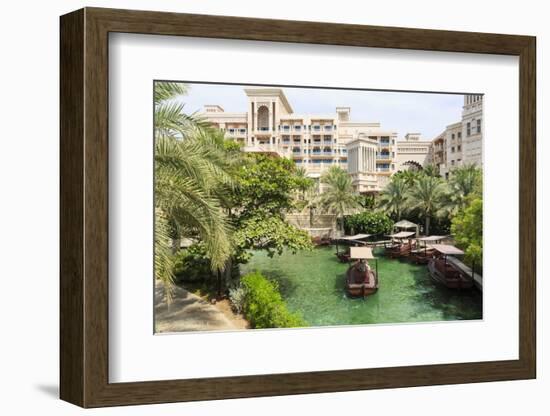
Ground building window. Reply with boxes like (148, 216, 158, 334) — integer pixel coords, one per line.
(458, 132, 462, 139)
(477, 119, 481, 134)
(451, 160, 455, 166)
(458, 145, 461, 151)
(451, 133, 455, 140)
(295, 125, 301, 131)
(466, 122, 471, 136)
(451, 147, 455, 153)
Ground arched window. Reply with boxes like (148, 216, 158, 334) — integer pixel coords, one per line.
(257, 105, 269, 131)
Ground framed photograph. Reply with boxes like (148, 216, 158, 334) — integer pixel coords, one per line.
(60, 7, 536, 408)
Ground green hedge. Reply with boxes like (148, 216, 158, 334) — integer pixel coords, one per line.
(172, 243, 214, 283)
(240, 272, 306, 329)
(343, 211, 393, 236)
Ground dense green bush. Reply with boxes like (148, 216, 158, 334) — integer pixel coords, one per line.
(240, 272, 306, 329)
(451, 197, 483, 272)
(172, 243, 214, 283)
(343, 211, 393, 236)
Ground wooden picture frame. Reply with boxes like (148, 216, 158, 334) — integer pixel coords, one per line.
(60, 7, 536, 408)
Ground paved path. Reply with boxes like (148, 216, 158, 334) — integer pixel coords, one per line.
(155, 280, 236, 333)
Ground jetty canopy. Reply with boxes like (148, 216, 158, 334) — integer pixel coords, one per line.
(338, 234, 371, 241)
(418, 235, 445, 242)
(431, 244, 464, 256)
(393, 220, 419, 236)
(394, 220, 417, 229)
(350, 247, 376, 260)
(389, 231, 415, 239)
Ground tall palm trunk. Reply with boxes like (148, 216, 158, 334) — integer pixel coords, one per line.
(425, 216, 431, 236)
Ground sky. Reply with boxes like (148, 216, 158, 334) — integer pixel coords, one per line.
(175, 82, 465, 140)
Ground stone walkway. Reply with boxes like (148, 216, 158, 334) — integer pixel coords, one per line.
(155, 280, 236, 333)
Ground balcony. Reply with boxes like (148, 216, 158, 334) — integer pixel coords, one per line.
(377, 154, 391, 160)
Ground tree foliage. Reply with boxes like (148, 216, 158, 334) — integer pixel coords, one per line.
(319, 166, 361, 232)
(231, 154, 308, 220)
(234, 215, 313, 262)
(154, 82, 234, 298)
(406, 175, 449, 235)
(343, 211, 393, 236)
(451, 197, 483, 270)
(377, 176, 408, 220)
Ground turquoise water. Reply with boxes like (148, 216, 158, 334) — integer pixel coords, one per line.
(241, 246, 482, 327)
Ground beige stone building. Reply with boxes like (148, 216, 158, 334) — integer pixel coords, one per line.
(395, 133, 432, 171)
(202, 88, 478, 192)
(430, 94, 483, 178)
(201, 88, 403, 193)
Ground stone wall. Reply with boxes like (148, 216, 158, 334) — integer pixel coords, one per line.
(286, 214, 336, 229)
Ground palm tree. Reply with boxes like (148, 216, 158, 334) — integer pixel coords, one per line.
(448, 164, 481, 211)
(395, 169, 418, 188)
(406, 175, 448, 235)
(319, 166, 360, 235)
(421, 164, 441, 178)
(377, 176, 408, 220)
(154, 82, 233, 295)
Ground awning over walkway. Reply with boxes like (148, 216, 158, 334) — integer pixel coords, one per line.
(431, 244, 464, 256)
(388, 231, 415, 239)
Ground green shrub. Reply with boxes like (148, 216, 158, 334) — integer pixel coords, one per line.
(240, 271, 306, 329)
(172, 243, 214, 283)
(343, 211, 393, 236)
(228, 285, 248, 314)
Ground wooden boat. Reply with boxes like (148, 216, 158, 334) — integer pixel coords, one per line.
(410, 235, 445, 264)
(334, 234, 371, 263)
(427, 244, 474, 289)
(385, 231, 416, 258)
(345, 247, 379, 297)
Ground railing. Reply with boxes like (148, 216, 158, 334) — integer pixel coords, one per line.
(377, 155, 391, 160)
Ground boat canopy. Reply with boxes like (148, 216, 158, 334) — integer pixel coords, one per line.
(350, 247, 376, 260)
(431, 244, 464, 256)
(388, 231, 415, 239)
(338, 234, 372, 241)
(418, 235, 445, 242)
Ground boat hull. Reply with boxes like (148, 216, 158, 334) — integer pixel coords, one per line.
(428, 259, 474, 289)
(345, 266, 378, 297)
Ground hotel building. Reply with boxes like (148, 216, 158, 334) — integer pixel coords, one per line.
(201, 88, 410, 193)
(431, 94, 483, 178)
(201, 88, 480, 191)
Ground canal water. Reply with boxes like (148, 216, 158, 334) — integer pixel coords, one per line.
(241, 246, 482, 327)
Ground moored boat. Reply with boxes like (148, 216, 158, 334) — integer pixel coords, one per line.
(334, 234, 372, 263)
(410, 235, 445, 264)
(384, 231, 416, 258)
(345, 247, 379, 297)
(427, 244, 474, 289)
